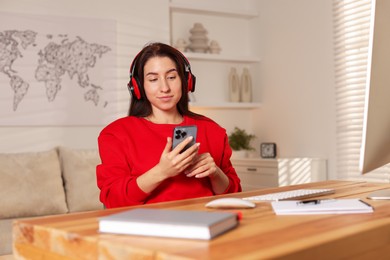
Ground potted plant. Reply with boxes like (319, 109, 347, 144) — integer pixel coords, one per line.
(228, 127, 256, 158)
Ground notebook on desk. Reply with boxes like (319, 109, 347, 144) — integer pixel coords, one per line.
(271, 199, 374, 215)
(99, 208, 240, 240)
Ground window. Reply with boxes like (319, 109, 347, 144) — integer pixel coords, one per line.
(333, 0, 390, 182)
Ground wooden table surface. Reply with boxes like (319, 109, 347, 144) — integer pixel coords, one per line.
(13, 180, 390, 259)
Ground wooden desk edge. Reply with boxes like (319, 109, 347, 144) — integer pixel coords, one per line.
(12, 181, 390, 259)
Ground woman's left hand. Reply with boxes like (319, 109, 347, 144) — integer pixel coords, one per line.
(184, 152, 220, 179)
(186, 152, 230, 194)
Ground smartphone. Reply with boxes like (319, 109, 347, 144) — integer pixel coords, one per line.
(172, 125, 197, 152)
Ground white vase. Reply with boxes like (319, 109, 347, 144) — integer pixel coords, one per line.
(174, 38, 188, 52)
(209, 40, 221, 54)
(240, 68, 252, 102)
(231, 150, 247, 159)
(228, 67, 240, 102)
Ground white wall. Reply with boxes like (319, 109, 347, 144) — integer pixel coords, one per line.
(0, 0, 337, 179)
(253, 0, 336, 178)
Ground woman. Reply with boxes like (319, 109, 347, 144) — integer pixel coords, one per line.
(97, 42, 241, 208)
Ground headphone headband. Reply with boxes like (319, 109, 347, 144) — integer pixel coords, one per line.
(127, 47, 196, 100)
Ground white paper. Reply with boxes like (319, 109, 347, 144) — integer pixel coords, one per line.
(271, 199, 374, 215)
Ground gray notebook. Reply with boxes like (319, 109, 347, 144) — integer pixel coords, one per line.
(99, 208, 239, 240)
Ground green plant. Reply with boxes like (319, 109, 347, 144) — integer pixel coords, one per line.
(228, 127, 256, 151)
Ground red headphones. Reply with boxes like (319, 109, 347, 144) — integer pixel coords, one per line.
(127, 50, 196, 100)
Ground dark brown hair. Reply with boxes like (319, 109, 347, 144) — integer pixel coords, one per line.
(128, 42, 201, 119)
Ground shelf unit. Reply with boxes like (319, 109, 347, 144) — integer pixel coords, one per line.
(231, 158, 279, 191)
(169, 1, 261, 110)
(231, 158, 328, 191)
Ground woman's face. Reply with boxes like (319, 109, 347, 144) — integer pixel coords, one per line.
(143, 56, 182, 114)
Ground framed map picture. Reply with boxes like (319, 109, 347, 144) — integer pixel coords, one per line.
(0, 12, 117, 125)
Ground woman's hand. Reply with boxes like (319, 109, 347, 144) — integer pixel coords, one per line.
(136, 136, 199, 194)
(184, 152, 230, 194)
(184, 152, 219, 179)
(158, 136, 200, 179)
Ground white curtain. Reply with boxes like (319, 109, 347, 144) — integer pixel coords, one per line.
(333, 0, 390, 182)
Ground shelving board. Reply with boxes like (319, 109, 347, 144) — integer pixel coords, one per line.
(169, 2, 258, 19)
(189, 102, 261, 109)
(184, 52, 260, 63)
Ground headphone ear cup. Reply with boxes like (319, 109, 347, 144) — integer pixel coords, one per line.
(129, 77, 142, 99)
(187, 73, 196, 93)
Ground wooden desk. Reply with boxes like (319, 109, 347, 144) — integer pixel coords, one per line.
(13, 181, 390, 259)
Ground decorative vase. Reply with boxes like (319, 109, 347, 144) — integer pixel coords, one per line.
(231, 150, 248, 159)
(240, 68, 252, 102)
(209, 40, 221, 54)
(188, 23, 209, 53)
(228, 67, 240, 102)
(174, 38, 188, 52)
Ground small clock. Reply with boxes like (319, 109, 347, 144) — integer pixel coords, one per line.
(261, 143, 277, 158)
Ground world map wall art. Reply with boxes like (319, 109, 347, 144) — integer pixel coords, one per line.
(0, 12, 117, 125)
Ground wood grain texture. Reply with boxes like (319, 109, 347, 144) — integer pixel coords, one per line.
(13, 181, 390, 259)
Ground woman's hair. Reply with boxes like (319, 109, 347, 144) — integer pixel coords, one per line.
(128, 42, 200, 119)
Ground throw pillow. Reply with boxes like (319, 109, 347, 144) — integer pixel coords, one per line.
(59, 147, 104, 212)
(0, 149, 68, 218)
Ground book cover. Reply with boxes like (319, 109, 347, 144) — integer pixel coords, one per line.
(99, 208, 239, 240)
(271, 199, 374, 215)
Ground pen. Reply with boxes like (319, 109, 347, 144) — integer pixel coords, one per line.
(359, 199, 374, 209)
(296, 199, 335, 205)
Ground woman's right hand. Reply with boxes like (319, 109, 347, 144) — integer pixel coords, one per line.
(158, 136, 200, 178)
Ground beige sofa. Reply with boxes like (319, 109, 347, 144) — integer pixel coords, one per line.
(0, 147, 104, 255)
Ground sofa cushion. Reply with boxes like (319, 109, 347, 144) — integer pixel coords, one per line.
(59, 147, 104, 212)
(0, 149, 68, 219)
(0, 218, 13, 255)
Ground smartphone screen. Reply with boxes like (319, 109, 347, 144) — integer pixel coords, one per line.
(172, 125, 197, 152)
